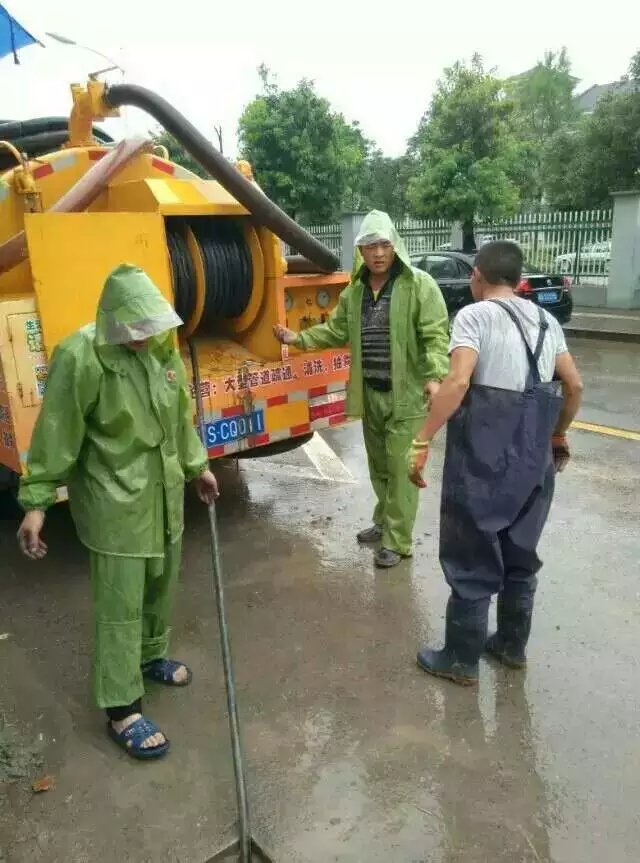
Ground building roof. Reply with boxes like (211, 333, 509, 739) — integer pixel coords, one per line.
(575, 79, 640, 112)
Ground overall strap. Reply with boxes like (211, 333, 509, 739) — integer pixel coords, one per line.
(490, 300, 549, 386)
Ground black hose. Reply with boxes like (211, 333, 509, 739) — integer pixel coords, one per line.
(165, 220, 196, 324)
(0, 117, 113, 143)
(166, 217, 253, 329)
(0, 126, 114, 172)
(193, 218, 253, 325)
(104, 83, 340, 273)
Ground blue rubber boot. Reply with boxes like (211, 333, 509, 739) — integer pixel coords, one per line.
(485, 593, 533, 669)
(417, 596, 489, 686)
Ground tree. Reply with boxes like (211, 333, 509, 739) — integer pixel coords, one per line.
(543, 89, 640, 208)
(629, 50, 640, 80)
(152, 129, 207, 177)
(408, 55, 524, 250)
(357, 153, 414, 220)
(238, 67, 370, 222)
(506, 48, 579, 204)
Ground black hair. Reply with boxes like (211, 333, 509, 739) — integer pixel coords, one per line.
(474, 241, 523, 288)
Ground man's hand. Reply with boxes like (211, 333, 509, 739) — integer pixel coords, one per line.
(408, 439, 430, 489)
(194, 470, 220, 504)
(273, 324, 299, 345)
(424, 380, 441, 400)
(17, 510, 47, 560)
(552, 434, 571, 473)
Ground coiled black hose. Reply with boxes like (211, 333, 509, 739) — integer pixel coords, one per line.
(0, 119, 114, 172)
(166, 217, 252, 329)
(165, 220, 196, 324)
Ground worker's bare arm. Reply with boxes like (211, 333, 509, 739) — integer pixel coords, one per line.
(553, 352, 584, 435)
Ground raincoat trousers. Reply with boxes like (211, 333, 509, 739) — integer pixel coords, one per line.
(297, 211, 449, 555)
(440, 301, 563, 628)
(19, 265, 208, 709)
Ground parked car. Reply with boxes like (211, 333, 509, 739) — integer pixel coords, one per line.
(555, 240, 611, 275)
(411, 251, 573, 324)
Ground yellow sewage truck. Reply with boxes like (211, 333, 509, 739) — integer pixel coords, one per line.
(0, 80, 352, 499)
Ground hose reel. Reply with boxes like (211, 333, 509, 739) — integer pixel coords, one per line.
(166, 216, 264, 337)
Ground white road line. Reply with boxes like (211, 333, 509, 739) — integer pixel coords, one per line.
(302, 433, 356, 483)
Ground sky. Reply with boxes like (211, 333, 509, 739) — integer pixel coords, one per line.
(2, 0, 638, 158)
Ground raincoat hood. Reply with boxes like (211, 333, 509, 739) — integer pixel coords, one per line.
(95, 264, 182, 347)
(352, 210, 412, 276)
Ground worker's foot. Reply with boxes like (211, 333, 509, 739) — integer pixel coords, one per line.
(357, 524, 383, 544)
(485, 633, 527, 669)
(108, 713, 170, 759)
(416, 647, 479, 686)
(374, 547, 407, 568)
(142, 658, 192, 686)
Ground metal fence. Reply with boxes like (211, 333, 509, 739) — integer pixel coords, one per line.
(475, 210, 613, 285)
(289, 209, 614, 286)
(282, 223, 341, 258)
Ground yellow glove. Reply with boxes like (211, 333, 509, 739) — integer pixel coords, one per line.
(408, 438, 430, 488)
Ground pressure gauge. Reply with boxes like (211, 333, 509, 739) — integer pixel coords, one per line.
(316, 289, 331, 309)
(284, 290, 294, 311)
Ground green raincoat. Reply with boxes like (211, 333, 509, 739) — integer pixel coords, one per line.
(19, 264, 208, 709)
(296, 211, 450, 555)
(19, 264, 208, 556)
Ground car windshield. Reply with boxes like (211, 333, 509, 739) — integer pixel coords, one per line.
(421, 255, 459, 279)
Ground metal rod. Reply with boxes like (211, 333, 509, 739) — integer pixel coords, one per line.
(188, 339, 251, 863)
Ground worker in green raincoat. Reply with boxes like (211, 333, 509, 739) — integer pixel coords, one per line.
(274, 211, 450, 567)
(17, 264, 218, 760)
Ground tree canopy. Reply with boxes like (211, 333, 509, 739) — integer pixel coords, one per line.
(408, 55, 525, 248)
(238, 66, 370, 222)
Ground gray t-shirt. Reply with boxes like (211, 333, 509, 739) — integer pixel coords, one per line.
(449, 297, 568, 391)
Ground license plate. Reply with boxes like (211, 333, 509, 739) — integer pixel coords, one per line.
(205, 410, 265, 447)
(537, 290, 558, 304)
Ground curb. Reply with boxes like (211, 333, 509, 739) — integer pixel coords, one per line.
(563, 327, 640, 344)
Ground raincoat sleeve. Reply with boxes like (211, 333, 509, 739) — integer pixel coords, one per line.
(296, 286, 352, 351)
(18, 339, 100, 512)
(414, 271, 450, 382)
(176, 358, 208, 481)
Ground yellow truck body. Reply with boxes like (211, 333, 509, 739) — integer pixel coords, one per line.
(0, 84, 351, 491)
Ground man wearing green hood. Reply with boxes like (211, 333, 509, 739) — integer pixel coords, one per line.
(275, 211, 449, 567)
(16, 264, 218, 759)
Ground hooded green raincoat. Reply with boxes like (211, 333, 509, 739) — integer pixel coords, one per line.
(296, 211, 449, 555)
(19, 264, 208, 556)
(19, 264, 208, 709)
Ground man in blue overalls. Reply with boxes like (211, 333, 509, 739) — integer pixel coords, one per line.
(408, 241, 583, 686)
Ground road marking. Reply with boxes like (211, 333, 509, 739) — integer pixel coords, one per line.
(241, 432, 356, 484)
(572, 420, 640, 442)
(303, 433, 356, 483)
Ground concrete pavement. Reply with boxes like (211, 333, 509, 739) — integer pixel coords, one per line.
(565, 306, 640, 342)
(0, 337, 639, 863)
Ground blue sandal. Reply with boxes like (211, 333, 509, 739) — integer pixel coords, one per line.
(142, 658, 193, 687)
(108, 716, 170, 760)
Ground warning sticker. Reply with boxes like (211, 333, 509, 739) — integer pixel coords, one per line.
(25, 317, 44, 354)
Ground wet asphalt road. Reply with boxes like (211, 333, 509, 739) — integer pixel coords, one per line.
(0, 336, 639, 863)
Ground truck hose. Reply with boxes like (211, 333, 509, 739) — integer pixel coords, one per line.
(104, 83, 340, 274)
(0, 117, 114, 142)
(166, 217, 252, 328)
(0, 125, 114, 172)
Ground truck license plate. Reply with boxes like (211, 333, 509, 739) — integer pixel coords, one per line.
(538, 290, 558, 304)
(205, 410, 265, 447)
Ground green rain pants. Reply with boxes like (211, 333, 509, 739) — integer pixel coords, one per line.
(362, 386, 423, 556)
(90, 539, 182, 709)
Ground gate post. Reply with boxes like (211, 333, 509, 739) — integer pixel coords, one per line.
(341, 212, 366, 272)
(608, 191, 640, 309)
